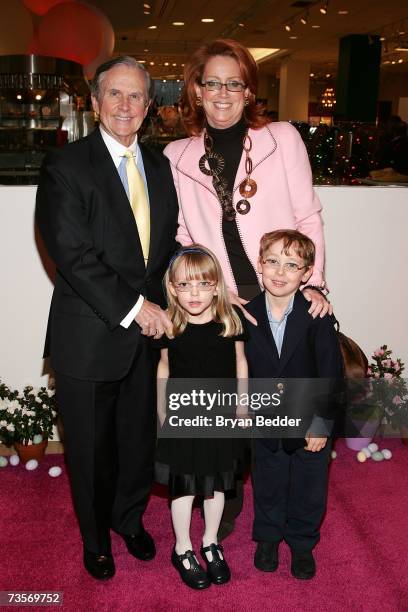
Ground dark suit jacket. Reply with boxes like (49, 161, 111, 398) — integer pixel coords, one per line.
(36, 129, 178, 381)
(245, 290, 344, 451)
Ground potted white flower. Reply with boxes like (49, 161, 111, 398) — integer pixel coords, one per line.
(0, 380, 57, 463)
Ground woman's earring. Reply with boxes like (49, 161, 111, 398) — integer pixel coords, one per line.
(196, 97, 202, 107)
(244, 97, 249, 106)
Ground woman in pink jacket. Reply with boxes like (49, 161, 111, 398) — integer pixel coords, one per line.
(163, 39, 329, 545)
(164, 39, 328, 309)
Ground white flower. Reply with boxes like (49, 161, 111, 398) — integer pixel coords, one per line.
(0, 419, 8, 427)
(6, 423, 15, 431)
(47, 389, 55, 397)
(35, 397, 42, 403)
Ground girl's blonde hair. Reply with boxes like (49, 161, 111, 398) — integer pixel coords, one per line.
(164, 244, 243, 337)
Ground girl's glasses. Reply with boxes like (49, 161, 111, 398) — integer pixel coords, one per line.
(262, 259, 308, 273)
(172, 281, 216, 292)
(200, 80, 246, 92)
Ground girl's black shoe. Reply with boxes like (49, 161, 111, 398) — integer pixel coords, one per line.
(200, 543, 231, 585)
(171, 548, 211, 590)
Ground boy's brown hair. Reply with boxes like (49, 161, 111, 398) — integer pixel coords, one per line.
(259, 229, 315, 267)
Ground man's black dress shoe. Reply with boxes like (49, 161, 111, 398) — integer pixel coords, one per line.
(171, 549, 210, 590)
(83, 549, 115, 580)
(290, 549, 316, 580)
(200, 543, 231, 585)
(254, 541, 280, 572)
(121, 530, 156, 561)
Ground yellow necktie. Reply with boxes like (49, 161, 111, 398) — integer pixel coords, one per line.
(124, 150, 150, 264)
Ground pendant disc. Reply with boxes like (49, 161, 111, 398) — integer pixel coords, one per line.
(239, 178, 257, 198)
(236, 199, 251, 215)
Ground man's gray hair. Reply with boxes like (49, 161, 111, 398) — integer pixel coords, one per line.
(90, 55, 154, 102)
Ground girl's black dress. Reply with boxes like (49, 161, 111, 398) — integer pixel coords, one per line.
(155, 317, 247, 497)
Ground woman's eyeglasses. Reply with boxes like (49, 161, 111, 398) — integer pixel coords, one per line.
(262, 259, 308, 273)
(200, 80, 246, 92)
(172, 281, 216, 292)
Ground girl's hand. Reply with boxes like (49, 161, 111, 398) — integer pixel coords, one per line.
(304, 434, 327, 452)
(228, 291, 257, 325)
(302, 288, 333, 319)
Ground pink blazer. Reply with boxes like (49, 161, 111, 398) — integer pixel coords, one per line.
(164, 121, 325, 293)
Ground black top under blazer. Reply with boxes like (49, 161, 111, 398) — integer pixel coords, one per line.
(36, 129, 178, 381)
(245, 290, 344, 451)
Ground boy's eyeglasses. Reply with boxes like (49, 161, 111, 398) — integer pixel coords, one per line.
(200, 80, 246, 92)
(262, 259, 308, 273)
(172, 281, 216, 292)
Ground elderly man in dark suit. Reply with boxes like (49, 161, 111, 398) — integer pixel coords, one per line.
(36, 56, 178, 580)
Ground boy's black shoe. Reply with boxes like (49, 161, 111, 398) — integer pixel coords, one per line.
(254, 541, 279, 572)
(200, 543, 231, 585)
(121, 529, 156, 561)
(171, 548, 211, 590)
(290, 549, 316, 579)
(83, 549, 115, 580)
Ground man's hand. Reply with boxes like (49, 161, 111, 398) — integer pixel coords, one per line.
(304, 434, 327, 452)
(303, 288, 333, 319)
(135, 300, 172, 337)
(228, 291, 257, 326)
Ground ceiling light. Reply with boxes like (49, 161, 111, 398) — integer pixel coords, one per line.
(289, 36, 298, 40)
(300, 15, 308, 25)
(35, 94, 42, 100)
(144, 48, 149, 52)
(310, 73, 315, 77)
(238, 23, 244, 27)
(149, 61, 155, 65)
(326, 73, 331, 77)
(17, 94, 22, 100)
(172, 63, 177, 66)
(137, 60, 146, 63)
(143, 3, 150, 7)
(201, 18, 214, 23)
(398, 58, 404, 63)
(248, 48, 280, 62)
(338, 10, 348, 15)
(164, 62, 169, 66)
(181, 63, 185, 66)
(284, 24, 291, 32)
(395, 47, 408, 51)
(172, 21, 185, 26)
(176, 79, 180, 82)
(391, 61, 396, 64)
(144, 11, 150, 15)
(163, 79, 167, 82)
(312, 25, 320, 29)
(380, 36, 386, 41)
(320, 2, 329, 15)
(399, 31, 406, 35)
(148, 25, 157, 29)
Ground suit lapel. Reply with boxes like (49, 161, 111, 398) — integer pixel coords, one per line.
(250, 293, 280, 369)
(277, 291, 311, 375)
(88, 130, 144, 261)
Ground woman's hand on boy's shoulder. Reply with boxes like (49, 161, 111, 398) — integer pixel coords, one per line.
(228, 291, 257, 326)
(303, 287, 333, 319)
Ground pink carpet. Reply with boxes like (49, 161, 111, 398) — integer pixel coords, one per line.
(1, 439, 407, 612)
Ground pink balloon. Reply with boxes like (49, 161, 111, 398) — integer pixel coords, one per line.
(83, 5, 115, 79)
(23, 0, 75, 16)
(38, 2, 107, 66)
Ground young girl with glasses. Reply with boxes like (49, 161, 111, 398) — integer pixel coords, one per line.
(155, 244, 248, 590)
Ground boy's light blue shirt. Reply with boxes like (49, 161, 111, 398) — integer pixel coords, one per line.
(265, 293, 295, 356)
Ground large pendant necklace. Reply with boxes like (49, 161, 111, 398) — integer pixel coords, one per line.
(199, 128, 257, 221)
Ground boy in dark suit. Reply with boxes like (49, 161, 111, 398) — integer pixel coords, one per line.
(245, 230, 343, 580)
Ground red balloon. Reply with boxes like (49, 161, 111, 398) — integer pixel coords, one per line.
(83, 5, 115, 79)
(23, 0, 75, 16)
(38, 2, 106, 66)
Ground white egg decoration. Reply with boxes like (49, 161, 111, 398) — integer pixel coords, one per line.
(367, 442, 378, 453)
(25, 459, 39, 470)
(9, 454, 20, 466)
(0, 456, 8, 468)
(371, 451, 384, 462)
(356, 451, 367, 462)
(331, 450, 337, 459)
(381, 449, 392, 460)
(361, 447, 371, 458)
(32, 434, 43, 444)
(48, 466, 62, 478)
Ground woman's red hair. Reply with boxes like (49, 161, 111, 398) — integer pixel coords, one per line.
(180, 39, 269, 136)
